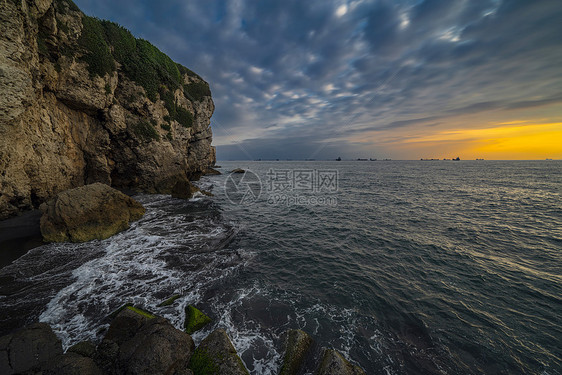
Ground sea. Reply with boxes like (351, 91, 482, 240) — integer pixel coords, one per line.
(0, 160, 560, 374)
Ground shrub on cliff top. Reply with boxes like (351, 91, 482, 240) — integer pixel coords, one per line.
(184, 81, 211, 102)
(76, 16, 207, 105)
(78, 16, 115, 78)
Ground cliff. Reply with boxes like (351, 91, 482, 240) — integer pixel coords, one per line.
(0, 0, 216, 220)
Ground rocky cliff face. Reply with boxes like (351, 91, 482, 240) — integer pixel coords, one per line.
(0, 0, 216, 220)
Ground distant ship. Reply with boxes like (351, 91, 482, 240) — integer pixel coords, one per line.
(421, 158, 439, 161)
(452, 157, 461, 161)
(336, 157, 342, 161)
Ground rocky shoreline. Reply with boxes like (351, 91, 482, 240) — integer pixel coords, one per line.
(0, 302, 365, 375)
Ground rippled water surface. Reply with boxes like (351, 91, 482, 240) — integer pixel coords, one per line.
(0, 161, 561, 374)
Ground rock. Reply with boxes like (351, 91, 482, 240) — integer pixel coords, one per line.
(97, 307, 195, 375)
(189, 329, 249, 375)
(39, 183, 145, 242)
(231, 168, 245, 174)
(0, 0, 216, 220)
(315, 349, 366, 375)
(157, 294, 182, 307)
(103, 307, 155, 346)
(44, 352, 103, 375)
(171, 179, 201, 199)
(67, 341, 97, 358)
(184, 305, 212, 334)
(0, 322, 63, 375)
(279, 329, 313, 375)
(205, 167, 221, 175)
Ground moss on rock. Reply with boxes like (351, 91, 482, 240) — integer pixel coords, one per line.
(184, 305, 212, 335)
(280, 329, 313, 375)
(126, 306, 155, 319)
(189, 347, 220, 375)
(188, 329, 249, 375)
(158, 294, 182, 307)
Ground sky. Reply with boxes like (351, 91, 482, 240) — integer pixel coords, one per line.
(73, 0, 562, 160)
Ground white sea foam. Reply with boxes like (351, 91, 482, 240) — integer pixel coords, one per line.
(38, 194, 244, 349)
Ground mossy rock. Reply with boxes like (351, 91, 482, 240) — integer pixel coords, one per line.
(279, 329, 313, 375)
(158, 294, 182, 307)
(126, 306, 156, 319)
(184, 305, 212, 335)
(107, 303, 134, 320)
(315, 349, 366, 375)
(188, 329, 249, 375)
(188, 347, 220, 375)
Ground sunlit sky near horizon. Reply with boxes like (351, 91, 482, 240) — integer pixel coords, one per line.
(74, 0, 562, 160)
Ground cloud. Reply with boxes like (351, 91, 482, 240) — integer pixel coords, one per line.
(73, 0, 562, 159)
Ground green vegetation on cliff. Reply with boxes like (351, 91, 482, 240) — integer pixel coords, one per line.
(74, 12, 210, 107)
(78, 16, 115, 78)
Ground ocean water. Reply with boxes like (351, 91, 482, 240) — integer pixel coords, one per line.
(0, 160, 560, 374)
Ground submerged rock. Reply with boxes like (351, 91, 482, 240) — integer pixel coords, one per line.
(279, 329, 313, 375)
(39, 183, 145, 243)
(205, 167, 221, 175)
(189, 329, 249, 375)
(315, 349, 366, 375)
(184, 305, 212, 334)
(231, 168, 245, 174)
(0, 323, 63, 375)
(158, 294, 182, 307)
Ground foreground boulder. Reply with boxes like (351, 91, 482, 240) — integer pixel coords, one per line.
(44, 351, 103, 375)
(316, 349, 366, 375)
(40, 183, 145, 242)
(0, 323, 63, 375)
(189, 329, 249, 375)
(279, 329, 313, 375)
(96, 307, 195, 375)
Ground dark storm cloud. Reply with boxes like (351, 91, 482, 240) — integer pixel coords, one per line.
(74, 0, 562, 159)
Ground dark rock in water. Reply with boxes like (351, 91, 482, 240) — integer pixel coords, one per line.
(0, 323, 63, 375)
(205, 167, 222, 175)
(315, 349, 366, 375)
(97, 307, 195, 375)
(158, 294, 182, 307)
(231, 168, 245, 174)
(44, 352, 103, 375)
(172, 179, 201, 199)
(184, 305, 212, 334)
(189, 329, 249, 375)
(279, 329, 313, 375)
(39, 183, 145, 243)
